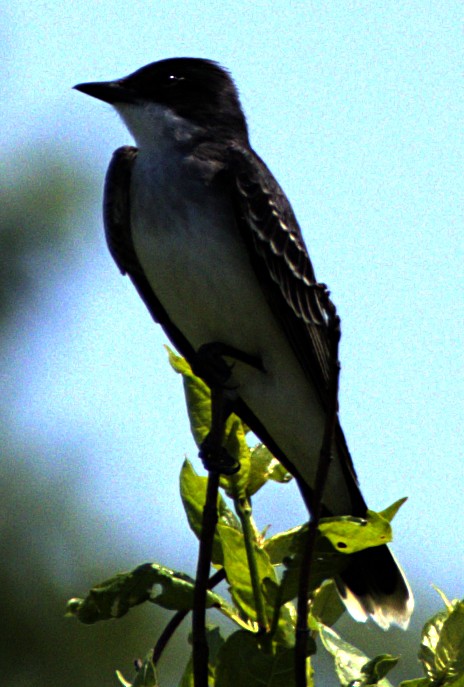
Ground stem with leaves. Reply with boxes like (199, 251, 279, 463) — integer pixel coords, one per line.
(235, 496, 269, 634)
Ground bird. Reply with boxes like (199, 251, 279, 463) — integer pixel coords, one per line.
(74, 57, 413, 629)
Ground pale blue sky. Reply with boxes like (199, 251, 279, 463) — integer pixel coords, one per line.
(2, 0, 463, 652)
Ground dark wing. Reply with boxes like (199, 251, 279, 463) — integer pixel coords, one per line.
(229, 145, 333, 408)
(103, 146, 196, 361)
(227, 145, 363, 512)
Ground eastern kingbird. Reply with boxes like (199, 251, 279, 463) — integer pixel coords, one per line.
(74, 57, 413, 629)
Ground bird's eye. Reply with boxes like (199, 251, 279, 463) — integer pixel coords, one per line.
(166, 74, 184, 86)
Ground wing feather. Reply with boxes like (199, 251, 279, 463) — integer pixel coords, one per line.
(230, 146, 333, 406)
(228, 146, 363, 503)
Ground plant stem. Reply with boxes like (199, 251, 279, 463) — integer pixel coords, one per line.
(193, 385, 229, 687)
(235, 496, 269, 634)
(153, 569, 226, 665)
(193, 470, 220, 687)
(153, 610, 188, 665)
(269, 582, 284, 638)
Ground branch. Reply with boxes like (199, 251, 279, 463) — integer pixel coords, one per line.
(193, 386, 228, 687)
(153, 569, 225, 665)
(235, 496, 269, 634)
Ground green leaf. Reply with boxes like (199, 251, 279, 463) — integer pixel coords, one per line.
(266, 589, 301, 648)
(169, 349, 252, 487)
(168, 348, 292, 501)
(362, 655, 400, 683)
(220, 418, 252, 500)
(180, 626, 226, 686)
(66, 563, 228, 623)
(319, 624, 396, 687)
(116, 671, 133, 687)
(267, 459, 293, 485)
(129, 657, 158, 687)
(180, 459, 240, 565)
(318, 510, 392, 554)
(379, 497, 408, 523)
(218, 523, 276, 622)
(207, 625, 227, 682)
(264, 525, 306, 564)
(310, 580, 345, 627)
(419, 608, 449, 678)
(436, 602, 464, 677)
(167, 347, 211, 446)
(245, 444, 292, 497)
(432, 586, 454, 611)
(178, 656, 194, 687)
(417, 599, 464, 685)
(215, 630, 312, 687)
(116, 654, 158, 687)
(317, 498, 407, 557)
(265, 527, 347, 605)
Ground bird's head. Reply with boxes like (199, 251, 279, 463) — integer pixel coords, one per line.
(74, 57, 249, 148)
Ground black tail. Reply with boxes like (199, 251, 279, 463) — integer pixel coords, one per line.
(336, 544, 413, 629)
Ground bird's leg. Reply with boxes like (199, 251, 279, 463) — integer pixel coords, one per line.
(198, 387, 239, 474)
(194, 341, 265, 475)
(193, 341, 265, 390)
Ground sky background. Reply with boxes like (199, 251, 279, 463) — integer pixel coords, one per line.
(2, 1, 463, 683)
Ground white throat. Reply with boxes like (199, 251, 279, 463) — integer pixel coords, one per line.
(113, 101, 203, 152)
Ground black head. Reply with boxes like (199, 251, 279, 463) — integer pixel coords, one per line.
(74, 57, 249, 143)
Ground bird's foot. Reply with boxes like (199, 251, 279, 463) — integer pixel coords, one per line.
(193, 342, 263, 475)
(199, 433, 240, 475)
(193, 341, 264, 389)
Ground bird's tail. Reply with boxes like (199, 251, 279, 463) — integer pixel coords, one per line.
(335, 543, 413, 629)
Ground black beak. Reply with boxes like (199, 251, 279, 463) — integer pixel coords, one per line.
(73, 80, 135, 105)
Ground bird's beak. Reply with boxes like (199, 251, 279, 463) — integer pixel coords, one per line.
(73, 80, 135, 105)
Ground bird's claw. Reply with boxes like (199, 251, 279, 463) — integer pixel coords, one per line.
(199, 434, 240, 475)
(193, 341, 264, 389)
(191, 342, 235, 388)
